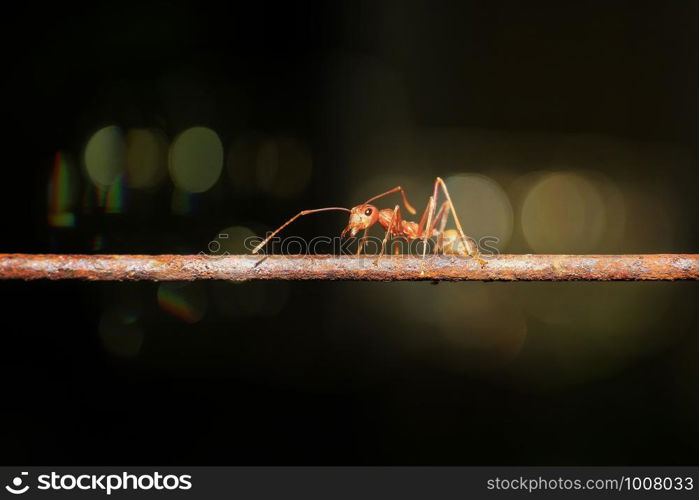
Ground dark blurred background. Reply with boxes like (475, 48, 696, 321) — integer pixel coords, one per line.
(1, 0, 698, 464)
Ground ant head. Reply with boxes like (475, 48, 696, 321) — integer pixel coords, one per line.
(342, 204, 379, 237)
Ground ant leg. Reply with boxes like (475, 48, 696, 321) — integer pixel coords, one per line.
(434, 232, 444, 255)
(416, 194, 443, 259)
(364, 187, 416, 214)
(431, 201, 450, 254)
(416, 196, 433, 234)
(356, 227, 369, 256)
(374, 205, 400, 266)
(421, 196, 436, 260)
(431, 201, 450, 233)
(432, 177, 486, 266)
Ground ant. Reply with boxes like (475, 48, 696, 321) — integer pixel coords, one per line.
(252, 177, 486, 265)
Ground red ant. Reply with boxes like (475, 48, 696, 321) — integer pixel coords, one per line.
(252, 177, 486, 265)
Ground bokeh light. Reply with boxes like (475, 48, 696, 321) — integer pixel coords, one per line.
(521, 172, 606, 253)
(99, 309, 144, 359)
(47, 151, 78, 227)
(445, 174, 514, 250)
(157, 282, 207, 323)
(84, 125, 125, 187)
(169, 126, 223, 193)
(126, 128, 168, 189)
(105, 173, 127, 214)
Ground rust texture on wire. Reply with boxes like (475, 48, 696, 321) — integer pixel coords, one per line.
(0, 253, 697, 281)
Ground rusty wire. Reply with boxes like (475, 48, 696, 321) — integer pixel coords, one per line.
(0, 253, 697, 281)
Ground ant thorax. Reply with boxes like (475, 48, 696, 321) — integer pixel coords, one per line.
(378, 208, 419, 239)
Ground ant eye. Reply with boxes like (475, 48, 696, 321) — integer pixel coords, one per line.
(364, 208, 373, 216)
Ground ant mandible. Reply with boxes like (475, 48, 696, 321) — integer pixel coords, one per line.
(252, 177, 486, 265)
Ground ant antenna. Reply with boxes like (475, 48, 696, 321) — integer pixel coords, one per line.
(252, 207, 350, 254)
(364, 186, 416, 215)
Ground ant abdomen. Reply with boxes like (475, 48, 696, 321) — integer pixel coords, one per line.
(441, 229, 479, 256)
